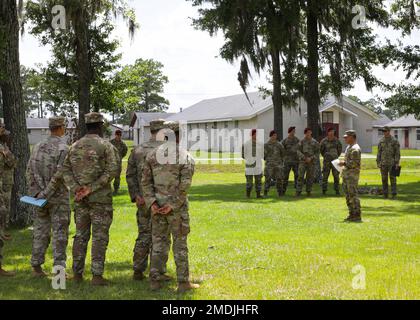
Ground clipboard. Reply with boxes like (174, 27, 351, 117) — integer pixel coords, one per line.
(332, 159, 343, 173)
(20, 196, 48, 208)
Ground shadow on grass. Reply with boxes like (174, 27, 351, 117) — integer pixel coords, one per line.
(363, 204, 420, 217)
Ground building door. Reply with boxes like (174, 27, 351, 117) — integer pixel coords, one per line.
(404, 129, 409, 148)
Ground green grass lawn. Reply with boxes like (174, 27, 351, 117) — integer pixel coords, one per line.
(0, 158, 419, 300)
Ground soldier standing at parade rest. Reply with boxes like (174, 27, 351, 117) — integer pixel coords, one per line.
(126, 119, 172, 282)
(62, 112, 119, 286)
(26, 117, 71, 278)
(281, 127, 300, 194)
(320, 127, 343, 195)
(377, 126, 401, 199)
(242, 129, 264, 199)
(110, 130, 128, 195)
(296, 128, 320, 196)
(264, 130, 285, 197)
(0, 125, 15, 241)
(339, 130, 362, 222)
(142, 121, 199, 293)
(0, 125, 15, 277)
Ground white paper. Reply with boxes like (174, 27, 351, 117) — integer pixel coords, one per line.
(332, 159, 343, 173)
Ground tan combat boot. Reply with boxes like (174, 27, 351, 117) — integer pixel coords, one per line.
(91, 275, 109, 286)
(150, 280, 162, 291)
(0, 265, 16, 277)
(32, 266, 48, 278)
(177, 281, 200, 293)
(133, 271, 145, 281)
(72, 273, 84, 283)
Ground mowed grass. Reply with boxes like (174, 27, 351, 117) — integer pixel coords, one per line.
(0, 157, 419, 300)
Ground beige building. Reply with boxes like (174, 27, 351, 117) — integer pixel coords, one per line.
(167, 93, 379, 152)
(384, 115, 420, 149)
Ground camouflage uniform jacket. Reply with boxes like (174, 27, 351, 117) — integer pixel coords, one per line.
(264, 140, 285, 166)
(142, 144, 195, 211)
(377, 136, 400, 167)
(320, 137, 343, 161)
(26, 136, 69, 204)
(0, 143, 16, 187)
(343, 143, 362, 178)
(281, 136, 300, 164)
(62, 134, 119, 204)
(110, 139, 128, 160)
(297, 138, 320, 163)
(126, 138, 164, 202)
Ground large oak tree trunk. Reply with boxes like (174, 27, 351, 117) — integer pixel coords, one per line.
(271, 49, 284, 140)
(306, 0, 321, 140)
(74, 6, 91, 137)
(0, 0, 31, 226)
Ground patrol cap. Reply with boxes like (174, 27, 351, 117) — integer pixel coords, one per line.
(380, 126, 391, 132)
(150, 119, 166, 132)
(288, 126, 296, 133)
(343, 130, 357, 138)
(164, 121, 180, 133)
(85, 112, 104, 124)
(49, 116, 66, 128)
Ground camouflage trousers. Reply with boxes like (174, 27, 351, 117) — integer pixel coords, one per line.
(73, 202, 113, 276)
(282, 162, 298, 193)
(297, 162, 315, 193)
(0, 188, 11, 229)
(31, 204, 71, 268)
(342, 173, 361, 217)
(380, 165, 397, 196)
(322, 160, 340, 192)
(0, 193, 7, 233)
(150, 208, 190, 283)
(246, 175, 262, 193)
(264, 164, 283, 194)
(113, 165, 122, 192)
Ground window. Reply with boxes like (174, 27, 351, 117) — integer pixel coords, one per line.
(378, 130, 384, 137)
(213, 122, 218, 129)
(224, 122, 229, 129)
(417, 129, 420, 141)
(322, 112, 334, 123)
(235, 121, 239, 129)
(394, 130, 399, 140)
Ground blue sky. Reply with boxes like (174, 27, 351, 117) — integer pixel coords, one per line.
(20, 0, 419, 113)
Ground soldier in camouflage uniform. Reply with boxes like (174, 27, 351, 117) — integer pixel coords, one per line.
(339, 130, 362, 222)
(142, 121, 199, 293)
(110, 130, 128, 195)
(264, 130, 285, 197)
(0, 126, 16, 240)
(296, 128, 320, 196)
(0, 125, 15, 277)
(0, 132, 15, 236)
(281, 127, 300, 194)
(62, 113, 119, 286)
(377, 127, 401, 199)
(126, 119, 171, 281)
(242, 129, 264, 199)
(320, 127, 343, 195)
(26, 117, 71, 277)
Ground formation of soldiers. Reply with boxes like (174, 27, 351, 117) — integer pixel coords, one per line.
(242, 126, 401, 223)
(0, 114, 198, 292)
(0, 116, 401, 286)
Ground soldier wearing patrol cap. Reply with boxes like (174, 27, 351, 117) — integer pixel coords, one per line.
(0, 124, 16, 277)
(126, 119, 172, 281)
(142, 120, 199, 293)
(377, 126, 401, 199)
(26, 116, 71, 277)
(62, 112, 119, 286)
(339, 130, 362, 222)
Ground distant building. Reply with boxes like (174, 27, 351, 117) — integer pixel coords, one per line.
(372, 114, 392, 146)
(26, 118, 76, 145)
(385, 114, 420, 149)
(161, 92, 380, 152)
(130, 112, 175, 145)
